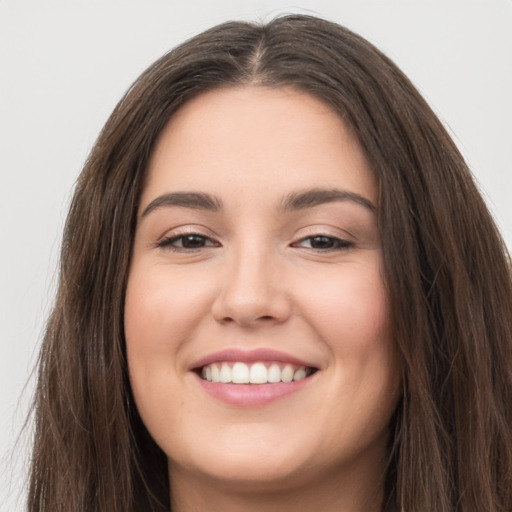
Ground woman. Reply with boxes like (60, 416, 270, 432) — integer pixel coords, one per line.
(28, 14, 512, 512)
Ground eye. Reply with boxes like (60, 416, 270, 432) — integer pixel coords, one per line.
(292, 235, 353, 251)
(157, 233, 220, 251)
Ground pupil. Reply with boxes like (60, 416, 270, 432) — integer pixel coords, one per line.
(311, 236, 333, 249)
(183, 235, 204, 248)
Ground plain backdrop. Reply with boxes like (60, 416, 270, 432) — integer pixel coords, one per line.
(1, 0, 511, 510)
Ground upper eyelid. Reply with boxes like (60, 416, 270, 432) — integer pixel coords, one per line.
(292, 225, 357, 242)
(295, 234, 349, 242)
(156, 225, 219, 241)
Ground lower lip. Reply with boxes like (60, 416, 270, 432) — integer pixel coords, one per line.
(193, 373, 314, 407)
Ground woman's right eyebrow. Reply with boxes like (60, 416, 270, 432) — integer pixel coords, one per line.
(141, 192, 223, 217)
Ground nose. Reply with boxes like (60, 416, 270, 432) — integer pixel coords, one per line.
(211, 245, 291, 327)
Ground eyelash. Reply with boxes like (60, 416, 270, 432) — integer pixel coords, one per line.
(156, 233, 220, 251)
(156, 233, 354, 253)
(292, 235, 354, 251)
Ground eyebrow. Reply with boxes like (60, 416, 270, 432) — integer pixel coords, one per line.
(140, 187, 376, 217)
(280, 188, 376, 213)
(141, 192, 223, 217)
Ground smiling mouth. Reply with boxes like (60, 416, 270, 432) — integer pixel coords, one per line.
(198, 361, 318, 384)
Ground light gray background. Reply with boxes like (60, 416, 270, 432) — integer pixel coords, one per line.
(1, 0, 511, 510)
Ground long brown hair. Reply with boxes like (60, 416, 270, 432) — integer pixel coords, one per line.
(28, 14, 512, 512)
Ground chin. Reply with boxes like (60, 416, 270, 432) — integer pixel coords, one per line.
(168, 428, 318, 491)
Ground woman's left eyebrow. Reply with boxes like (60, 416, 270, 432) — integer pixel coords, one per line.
(280, 188, 376, 213)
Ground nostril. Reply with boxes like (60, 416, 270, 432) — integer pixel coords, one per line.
(219, 314, 279, 326)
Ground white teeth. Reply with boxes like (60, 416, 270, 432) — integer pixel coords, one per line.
(267, 363, 281, 383)
(219, 363, 231, 383)
(232, 362, 250, 383)
(249, 362, 267, 384)
(201, 361, 312, 384)
(211, 363, 220, 382)
(281, 365, 294, 382)
(293, 368, 307, 381)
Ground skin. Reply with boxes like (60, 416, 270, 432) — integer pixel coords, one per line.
(124, 86, 401, 512)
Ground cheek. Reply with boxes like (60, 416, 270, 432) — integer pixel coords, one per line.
(295, 261, 398, 442)
(124, 265, 212, 358)
(296, 261, 390, 355)
(123, 263, 217, 430)
(123, 265, 214, 444)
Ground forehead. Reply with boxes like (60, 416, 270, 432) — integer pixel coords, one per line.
(141, 86, 377, 209)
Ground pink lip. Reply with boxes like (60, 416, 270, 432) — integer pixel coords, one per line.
(194, 375, 314, 407)
(189, 348, 315, 370)
(188, 348, 318, 408)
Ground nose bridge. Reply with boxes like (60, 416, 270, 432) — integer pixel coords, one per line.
(212, 237, 290, 326)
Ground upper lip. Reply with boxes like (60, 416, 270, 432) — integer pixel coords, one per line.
(189, 348, 318, 371)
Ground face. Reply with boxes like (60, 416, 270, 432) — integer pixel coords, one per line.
(125, 86, 400, 495)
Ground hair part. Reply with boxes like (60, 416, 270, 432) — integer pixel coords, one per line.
(28, 14, 512, 512)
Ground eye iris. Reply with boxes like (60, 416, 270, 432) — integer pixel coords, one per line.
(182, 235, 205, 248)
(310, 236, 335, 249)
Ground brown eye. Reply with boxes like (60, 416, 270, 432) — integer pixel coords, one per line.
(157, 234, 220, 251)
(179, 235, 208, 248)
(293, 235, 353, 251)
(309, 236, 337, 249)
